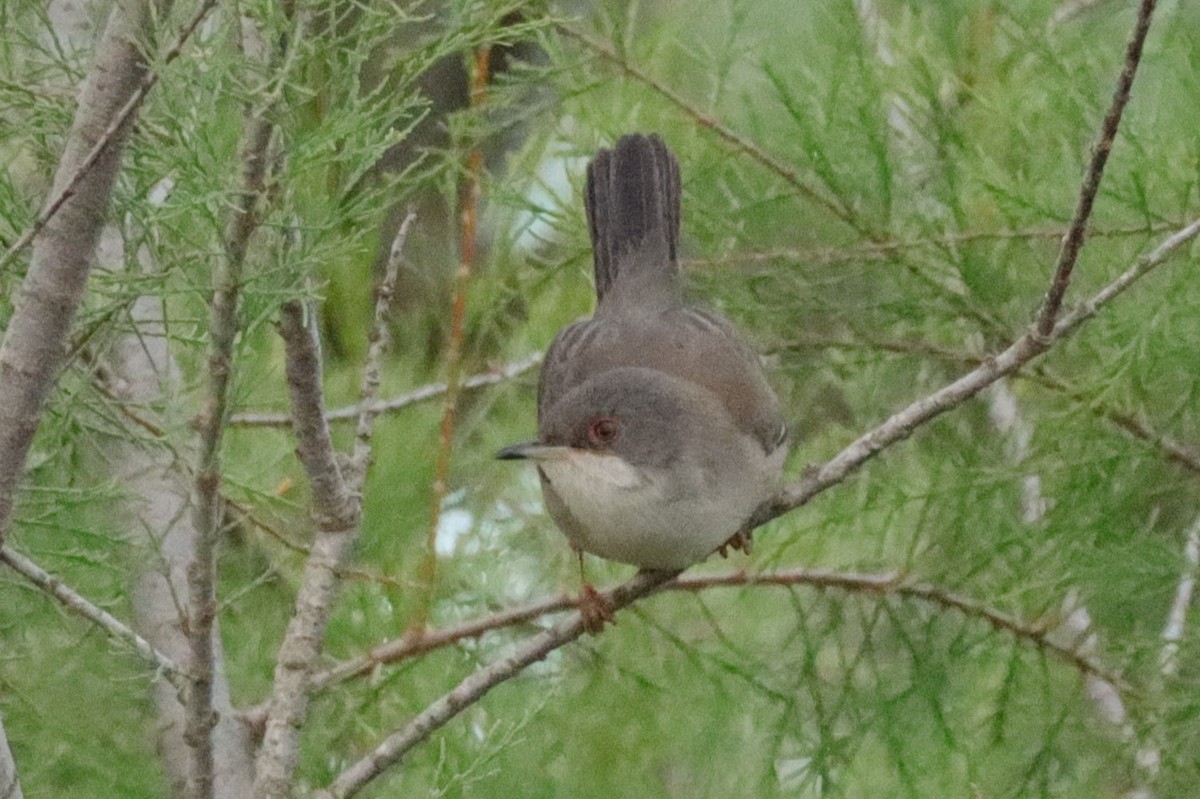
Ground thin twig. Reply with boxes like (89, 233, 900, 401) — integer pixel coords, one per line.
(1026, 369, 1200, 476)
(1035, 0, 1157, 336)
(0, 545, 185, 687)
(672, 571, 1125, 689)
(352, 210, 417, 471)
(226, 497, 414, 591)
(684, 221, 1180, 268)
(316, 559, 1123, 799)
(310, 593, 576, 690)
(0, 0, 220, 273)
(411, 43, 492, 635)
(555, 23, 854, 229)
(228, 352, 543, 428)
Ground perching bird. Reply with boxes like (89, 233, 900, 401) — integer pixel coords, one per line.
(499, 133, 787, 630)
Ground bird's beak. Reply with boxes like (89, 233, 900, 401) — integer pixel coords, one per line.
(495, 440, 573, 461)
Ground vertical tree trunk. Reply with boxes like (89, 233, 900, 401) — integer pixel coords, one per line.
(0, 0, 166, 538)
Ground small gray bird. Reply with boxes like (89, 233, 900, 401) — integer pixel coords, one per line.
(499, 134, 787, 628)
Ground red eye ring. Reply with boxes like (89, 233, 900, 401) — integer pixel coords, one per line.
(588, 417, 620, 447)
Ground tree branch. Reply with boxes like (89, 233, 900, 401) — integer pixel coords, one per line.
(228, 352, 542, 428)
(185, 14, 286, 795)
(0, 0, 168, 541)
(253, 213, 415, 797)
(0, 545, 185, 686)
(793, 333, 1200, 478)
(757, 215, 1200, 526)
(351, 209, 418, 472)
(1034, 0, 1157, 336)
(312, 566, 1124, 695)
(315, 569, 679, 799)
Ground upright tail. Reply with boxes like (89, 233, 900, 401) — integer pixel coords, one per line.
(584, 133, 681, 305)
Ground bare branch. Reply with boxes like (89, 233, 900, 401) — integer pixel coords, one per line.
(0, 545, 185, 686)
(310, 593, 576, 691)
(757, 215, 1200, 526)
(0, 0, 168, 541)
(675, 571, 1125, 689)
(316, 559, 1123, 798)
(1035, 0, 1157, 336)
(786, 335, 1200, 478)
(316, 569, 679, 799)
(252, 298, 366, 797)
(228, 352, 542, 428)
(278, 304, 359, 529)
(1028, 370, 1200, 476)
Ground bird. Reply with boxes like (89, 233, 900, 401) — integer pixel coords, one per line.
(498, 133, 787, 631)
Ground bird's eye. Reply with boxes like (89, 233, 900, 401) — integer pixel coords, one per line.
(587, 417, 620, 447)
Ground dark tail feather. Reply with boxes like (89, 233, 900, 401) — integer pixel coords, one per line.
(585, 133, 681, 303)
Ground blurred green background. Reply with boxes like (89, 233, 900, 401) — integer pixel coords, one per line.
(2, 0, 1199, 796)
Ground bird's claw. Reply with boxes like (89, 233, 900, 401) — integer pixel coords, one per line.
(578, 582, 616, 635)
(717, 528, 753, 558)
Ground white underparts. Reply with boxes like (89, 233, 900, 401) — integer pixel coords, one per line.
(539, 444, 782, 570)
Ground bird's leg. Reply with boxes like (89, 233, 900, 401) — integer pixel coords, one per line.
(575, 550, 615, 635)
(717, 526, 753, 558)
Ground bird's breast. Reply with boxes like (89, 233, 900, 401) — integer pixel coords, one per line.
(538, 450, 762, 570)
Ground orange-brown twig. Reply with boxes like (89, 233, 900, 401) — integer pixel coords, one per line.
(412, 44, 493, 635)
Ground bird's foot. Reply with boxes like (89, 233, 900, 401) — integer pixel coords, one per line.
(577, 582, 616, 635)
(717, 528, 753, 558)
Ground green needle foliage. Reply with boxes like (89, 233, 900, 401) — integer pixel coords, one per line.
(1, 0, 1199, 797)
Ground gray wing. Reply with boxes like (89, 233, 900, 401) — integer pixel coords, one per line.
(662, 305, 787, 454)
